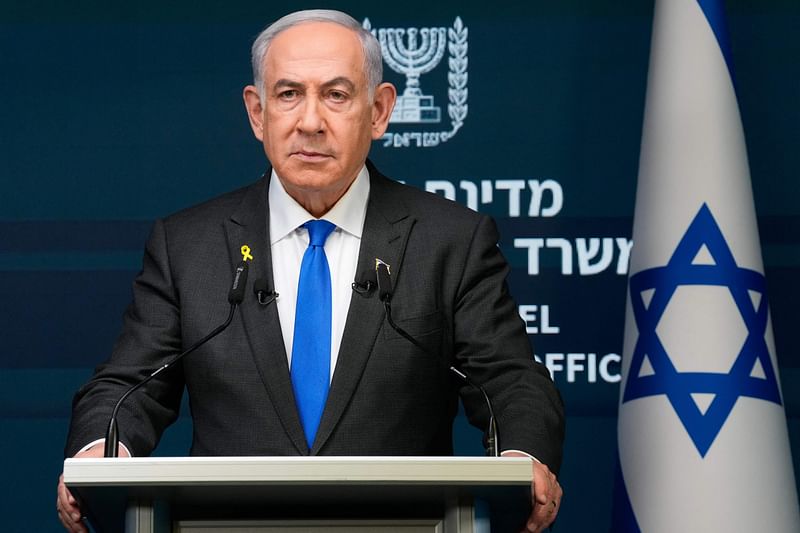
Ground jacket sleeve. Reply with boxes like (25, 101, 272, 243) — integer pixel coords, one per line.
(452, 214, 565, 474)
(64, 218, 185, 458)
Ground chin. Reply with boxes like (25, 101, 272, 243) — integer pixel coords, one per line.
(282, 168, 341, 191)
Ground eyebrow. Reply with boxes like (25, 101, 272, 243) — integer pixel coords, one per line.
(320, 77, 357, 93)
(271, 77, 358, 93)
(272, 79, 304, 91)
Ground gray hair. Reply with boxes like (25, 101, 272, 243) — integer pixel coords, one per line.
(251, 9, 383, 100)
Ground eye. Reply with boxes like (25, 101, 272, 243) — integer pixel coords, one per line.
(327, 90, 348, 102)
(277, 89, 299, 101)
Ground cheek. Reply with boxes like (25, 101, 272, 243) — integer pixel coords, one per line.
(338, 115, 374, 148)
(261, 117, 293, 148)
(264, 108, 296, 134)
(260, 129, 285, 164)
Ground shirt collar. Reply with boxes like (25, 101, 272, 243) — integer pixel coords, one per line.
(268, 165, 370, 245)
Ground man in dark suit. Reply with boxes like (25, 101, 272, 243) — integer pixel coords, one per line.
(57, 9, 564, 533)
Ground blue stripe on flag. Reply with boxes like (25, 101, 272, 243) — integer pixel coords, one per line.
(696, 0, 736, 81)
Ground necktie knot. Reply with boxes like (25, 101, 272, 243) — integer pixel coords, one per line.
(304, 220, 336, 247)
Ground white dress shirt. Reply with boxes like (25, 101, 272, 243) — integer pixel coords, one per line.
(269, 165, 369, 380)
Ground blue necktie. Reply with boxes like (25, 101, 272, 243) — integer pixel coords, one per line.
(291, 219, 336, 449)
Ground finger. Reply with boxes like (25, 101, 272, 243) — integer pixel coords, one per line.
(553, 481, 563, 515)
(526, 501, 555, 532)
(531, 463, 557, 505)
(526, 488, 561, 532)
(57, 475, 87, 533)
(528, 462, 562, 533)
(534, 477, 554, 505)
(57, 506, 86, 533)
(57, 501, 85, 533)
(57, 476, 80, 518)
(57, 474, 71, 504)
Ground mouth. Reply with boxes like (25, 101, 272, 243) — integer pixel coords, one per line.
(291, 150, 332, 163)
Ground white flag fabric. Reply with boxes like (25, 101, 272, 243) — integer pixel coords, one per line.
(613, 0, 800, 531)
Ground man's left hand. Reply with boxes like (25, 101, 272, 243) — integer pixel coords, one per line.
(503, 451, 562, 532)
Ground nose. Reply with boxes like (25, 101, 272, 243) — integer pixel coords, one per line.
(296, 96, 325, 135)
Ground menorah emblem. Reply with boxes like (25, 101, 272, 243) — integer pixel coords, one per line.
(363, 17, 469, 148)
(377, 26, 447, 123)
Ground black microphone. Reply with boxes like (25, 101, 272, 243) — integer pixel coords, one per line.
(351, 268, 376, 296)
(375, 259, 392, 302)
(375, 259, 500, 457)
(103, 261, 249, 458)
(253, 278, 279, 306)
(229, 263, 248, 304)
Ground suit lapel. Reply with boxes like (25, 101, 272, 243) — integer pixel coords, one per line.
(311, 165, 415, 454)
(224, 174, 308, 455)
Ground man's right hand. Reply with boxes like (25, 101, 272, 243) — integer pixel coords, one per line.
(56, 443, 130, 532)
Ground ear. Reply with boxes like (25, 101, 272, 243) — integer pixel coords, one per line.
(370, 82, 397, 139)
(243, 85, 265, 142)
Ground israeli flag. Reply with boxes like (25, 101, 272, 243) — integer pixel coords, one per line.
(613, 0, 800, 531)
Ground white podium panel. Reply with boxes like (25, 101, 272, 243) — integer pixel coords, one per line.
(63, 457, 532, 533)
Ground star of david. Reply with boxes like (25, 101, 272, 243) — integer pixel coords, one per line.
(623, 203, 782, 457)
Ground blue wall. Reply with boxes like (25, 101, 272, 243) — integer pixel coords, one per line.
(1, 1, 798, 531)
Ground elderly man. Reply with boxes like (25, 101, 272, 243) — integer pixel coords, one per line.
(57, 9, 564, 533)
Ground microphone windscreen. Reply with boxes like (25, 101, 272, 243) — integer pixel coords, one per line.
(376, 261, 392, 301)
(253, 277, 269, 294)
(228, 262, 249, 304)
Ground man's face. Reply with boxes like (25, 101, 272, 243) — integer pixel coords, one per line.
(244, 22, 393, 213)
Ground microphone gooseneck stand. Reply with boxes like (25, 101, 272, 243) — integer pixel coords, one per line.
(104, 261, 249, 457)
(373, 260, 500, 457)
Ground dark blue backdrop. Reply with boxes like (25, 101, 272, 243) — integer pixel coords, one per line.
(1, 1, 798, 531)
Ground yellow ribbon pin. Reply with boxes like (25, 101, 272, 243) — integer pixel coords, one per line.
(240, 245, 253, 262)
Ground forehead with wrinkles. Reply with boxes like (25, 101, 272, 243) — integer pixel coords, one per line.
(263, 22, 367, 92)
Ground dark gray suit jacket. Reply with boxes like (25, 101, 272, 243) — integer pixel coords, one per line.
(66, 162, 564, 474)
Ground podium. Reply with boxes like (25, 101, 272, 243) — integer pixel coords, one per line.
(63, 456, 532, 533)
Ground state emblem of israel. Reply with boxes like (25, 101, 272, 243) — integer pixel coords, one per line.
(363, 17, 468, 148)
